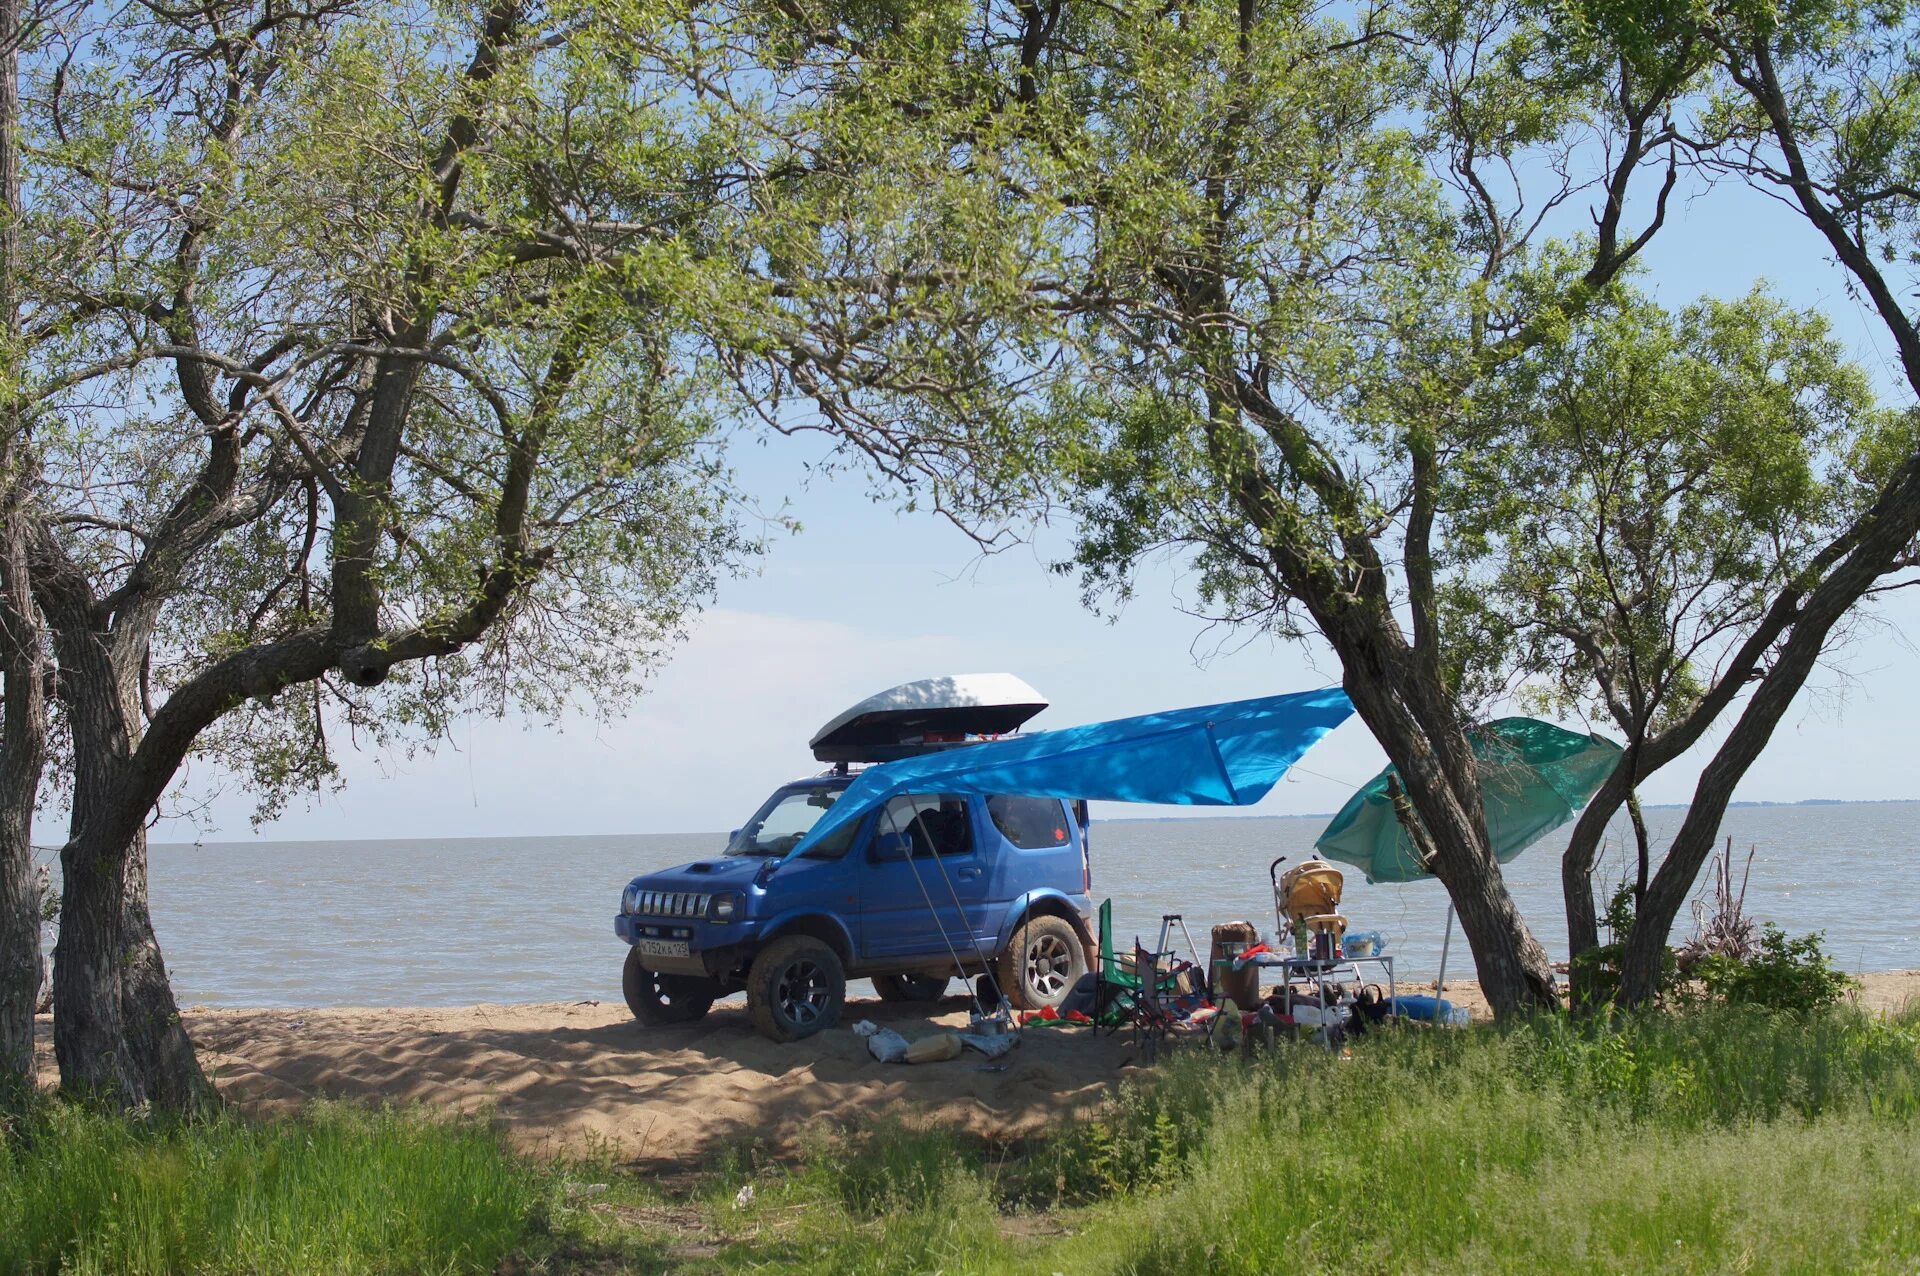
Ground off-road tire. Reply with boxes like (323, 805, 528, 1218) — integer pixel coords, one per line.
(747, 935, 846, 1042)
(872, 972, 951, 1003)
(997, 914, 1087, 1011)
(623, 947, 719, 1026)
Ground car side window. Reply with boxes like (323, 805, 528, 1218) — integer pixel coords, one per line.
(986, 795, 1072, 849)
(877, 794, 974, 857)
(799, 820, 859, 860)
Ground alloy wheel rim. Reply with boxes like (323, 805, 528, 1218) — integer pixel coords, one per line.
(776, 958, 829, 1025)
(1026, 932, 1071, 998)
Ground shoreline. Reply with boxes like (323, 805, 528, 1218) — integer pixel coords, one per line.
(30, 970, 1919, 1164)
(138, 959, 1920, 1015)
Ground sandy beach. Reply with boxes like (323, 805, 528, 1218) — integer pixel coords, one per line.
(34, 996, 1140, 1164)
(32, 971, 1919, 1165)
(1437, 967, 1920, 1022)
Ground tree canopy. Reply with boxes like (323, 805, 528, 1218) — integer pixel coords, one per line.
(7, 0, 1920, 1107)
(0, 0, 888, 1103)
(737, 0, 1920, 1012)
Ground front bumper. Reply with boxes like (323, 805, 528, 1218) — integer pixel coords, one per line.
(615, 913, 752, 979)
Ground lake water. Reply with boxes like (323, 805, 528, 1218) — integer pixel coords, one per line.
(60, 800, 1920, 1008)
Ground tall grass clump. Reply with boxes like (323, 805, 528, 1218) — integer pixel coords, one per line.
(740, 1120, 1015, 1276)
(1045, 1004, 1920, 1275)
(731, 1005, 1920, 1275)
(0, 1100, 542, 1275)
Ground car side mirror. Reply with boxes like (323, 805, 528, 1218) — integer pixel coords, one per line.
(728, 829, 741, 842)
(871, 831, 914, 862)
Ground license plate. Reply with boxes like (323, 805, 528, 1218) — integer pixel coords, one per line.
(636, 938, 689, 959)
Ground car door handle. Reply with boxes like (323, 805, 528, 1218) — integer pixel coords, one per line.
(955, 867, 982, 880)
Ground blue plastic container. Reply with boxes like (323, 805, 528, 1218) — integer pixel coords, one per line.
(1389, 994, 1455, 1022)
(1342, 930, 1386, 958)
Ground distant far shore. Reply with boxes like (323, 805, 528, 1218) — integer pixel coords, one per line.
(20, 792, 1886, 851)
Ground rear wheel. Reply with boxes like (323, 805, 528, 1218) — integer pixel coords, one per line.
(997, 915, 1087, 1011)
(623, 947, 718, 1026)
(872, 972, 951, 1003)
(747, 935, 846, 1042)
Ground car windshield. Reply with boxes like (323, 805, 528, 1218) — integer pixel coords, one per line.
(724, 782, 852, 857)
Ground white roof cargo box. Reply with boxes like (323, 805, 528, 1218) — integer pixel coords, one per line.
(810, 673, 1049, 763)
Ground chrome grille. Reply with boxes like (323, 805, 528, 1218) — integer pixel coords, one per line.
(633, 889, 710, 918)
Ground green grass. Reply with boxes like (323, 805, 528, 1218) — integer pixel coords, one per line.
(5, 1004, 1918, 1274)
(0, 1101, 542, 1275)
(709, 1002, 1920, 1275)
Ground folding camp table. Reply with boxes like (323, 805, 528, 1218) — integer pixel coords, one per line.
(1210, 953, 1397, 1042)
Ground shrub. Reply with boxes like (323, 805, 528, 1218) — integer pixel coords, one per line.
(1694, 924, 1857, 1013)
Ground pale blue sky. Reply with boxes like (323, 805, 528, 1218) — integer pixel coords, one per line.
(153, 169, 1920, 843)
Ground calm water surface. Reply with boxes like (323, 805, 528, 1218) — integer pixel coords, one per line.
(91, 801, 1920, 1007)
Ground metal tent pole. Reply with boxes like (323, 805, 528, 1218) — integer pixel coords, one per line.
(1433, 902, 1455, 1024)
(885, 803, 994, 1021)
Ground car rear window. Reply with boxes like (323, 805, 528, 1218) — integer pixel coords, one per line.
(987, 795, 1071, 849)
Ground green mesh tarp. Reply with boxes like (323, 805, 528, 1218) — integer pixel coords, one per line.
(1313, 717, 1622, 884)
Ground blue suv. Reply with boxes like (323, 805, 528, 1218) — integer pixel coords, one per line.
(614, 676, 1095, 1041)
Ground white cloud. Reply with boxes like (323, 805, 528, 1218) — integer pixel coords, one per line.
(153, 608, 995, 841)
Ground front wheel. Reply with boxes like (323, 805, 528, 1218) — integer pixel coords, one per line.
(747, 935, 846, 1042)
(997, 915, 1087, 1011)
(623, 947, 718, 1027)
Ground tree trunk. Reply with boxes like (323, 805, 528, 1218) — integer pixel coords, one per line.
(1618, 463, 1920, 1004)
(52, 788, 211, 1109)
(51, 828, 141, 1103)
(48, 622, 212, 1107)
(0, 545, 42, 1091)
(0, 512, 43, 1091)
(0, 0, 42, 1098)
(1627, 790, 1650, 907)
(1559, 779, 1622, 1008)
(1337, 656, 1559, 1018)
(117, 827, 212, 1111)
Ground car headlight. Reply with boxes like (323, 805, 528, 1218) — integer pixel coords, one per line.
(708, 892, 743, 922)
(621, 883, 641, 914)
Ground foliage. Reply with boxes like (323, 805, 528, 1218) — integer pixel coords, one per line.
(735, 0, 1920, 1016)
(0, 1101, 541, 1275)
(1695, 924, 1859, 1014)
(1575, 873, 1849, 1014)
(12, 0, 910, 1108)
(734, 0, 1904, 1015)
(703, 1005, 1920, 1274)
(7, 1006, 1918, 1273)
(14, 0, 797, 823)
(1447, 287, 1880, 727)
(1568, 881, 1677, 1006)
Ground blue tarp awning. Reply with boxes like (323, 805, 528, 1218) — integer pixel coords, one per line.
(785, 686, 1354, 857)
